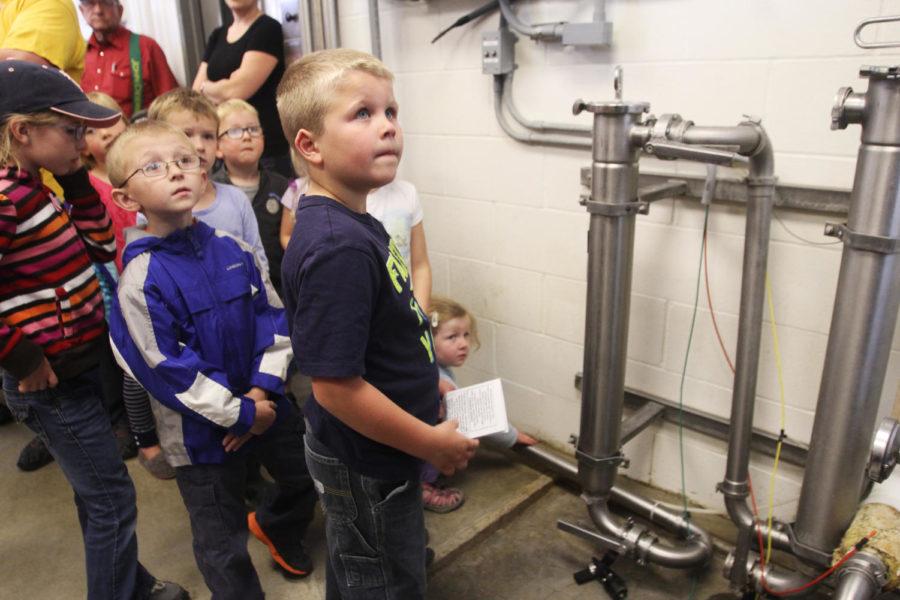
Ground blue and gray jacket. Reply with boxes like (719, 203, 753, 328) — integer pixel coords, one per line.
(108, 220, 292, 466)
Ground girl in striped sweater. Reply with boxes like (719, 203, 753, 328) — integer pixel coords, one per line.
(0, 61, 185, 600)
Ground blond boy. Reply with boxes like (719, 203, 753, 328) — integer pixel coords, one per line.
(147, 88, 268, 270)
(277, 48, 478, 599)
(106, 120, 317, 598)
(212, 98, 289, 295)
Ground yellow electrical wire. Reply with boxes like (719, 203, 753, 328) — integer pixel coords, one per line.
(764, 273, 787, 564)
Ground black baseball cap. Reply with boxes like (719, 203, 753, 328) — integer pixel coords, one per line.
(0, 60, 121, 126)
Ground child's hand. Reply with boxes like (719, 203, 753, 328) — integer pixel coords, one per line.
(438, 378, 456, 398)
(245, 386, 268, 404)
(18, 356, 59, 392)
(428, 420, 478, 476)
(250, 400, 277, 435)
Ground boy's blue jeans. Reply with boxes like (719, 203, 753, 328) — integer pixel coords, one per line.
(304, 430, 427, 600)
(3, 367, 155, 600)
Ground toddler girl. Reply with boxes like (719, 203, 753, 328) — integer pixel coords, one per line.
(425, 296, 537, 512)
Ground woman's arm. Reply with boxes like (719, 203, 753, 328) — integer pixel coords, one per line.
(191, 61, 209, 91)
(199, 51, 278, 104)
(409, 222, 432, 312)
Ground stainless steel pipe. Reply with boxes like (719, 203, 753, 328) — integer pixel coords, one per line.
(519, 445, 712, 567)
(832, 553, 888, 600)
(794, 67, 900, 557)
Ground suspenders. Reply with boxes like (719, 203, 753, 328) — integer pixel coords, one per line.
(129, 32, 143, 113)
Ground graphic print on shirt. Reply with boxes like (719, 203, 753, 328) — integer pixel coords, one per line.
(385, 237, 434, 363)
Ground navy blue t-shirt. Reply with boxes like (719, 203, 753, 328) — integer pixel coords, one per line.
(281, 195, 439, 480)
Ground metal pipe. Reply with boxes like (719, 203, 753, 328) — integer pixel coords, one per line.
(497, 0, 564, 41)
(322, 0, 340, 48)
(727, 552, 822, 598)
(715, 123, 795, 560)
(681, 125, 762, 154)
(832, 553, 888, 600)
(588, 500, 712, 568)
(367, 0, 381, 59)
(493, 77, 592, 149)
(794, 67, 900, 556)
(518, 445, 713, 566)
(502, 73, 592, 136)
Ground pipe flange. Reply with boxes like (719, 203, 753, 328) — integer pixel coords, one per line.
(572, 98, 650, 116)
(868, 417, 899, 483)
(831, 87, 854, 130)
(860, 65, 900, 80)
(838, 552, 889, 588)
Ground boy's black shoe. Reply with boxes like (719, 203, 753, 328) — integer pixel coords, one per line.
(145, 579, 189, 600)
(248, 511, 313, 578)
(16, 435, 54, 471)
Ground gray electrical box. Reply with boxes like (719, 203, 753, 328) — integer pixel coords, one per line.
(481, 29, 517, 75)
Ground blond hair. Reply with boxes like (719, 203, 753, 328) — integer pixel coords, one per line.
(86, 92, 130, 125)
(216, 98, 258, 130)
(106, 120, 194, 188)
(148, 87, 218, 127)
(277, 48, 393, 142)
(82, 92, 129, 169)
(430, 296, 480, 350)
(0, 111, 65, 169)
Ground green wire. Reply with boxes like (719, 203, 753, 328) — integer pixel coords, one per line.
(679, 204, 711, 599)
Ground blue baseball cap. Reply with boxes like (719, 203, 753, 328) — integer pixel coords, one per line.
(0, 60, 120, 126)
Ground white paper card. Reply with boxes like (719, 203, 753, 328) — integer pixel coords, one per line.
(444, 378, 509, 439)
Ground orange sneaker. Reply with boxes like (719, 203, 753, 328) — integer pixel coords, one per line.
(247, 511, 312, 577)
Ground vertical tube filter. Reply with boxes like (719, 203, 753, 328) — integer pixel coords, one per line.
(573, 99, 648, 496)
(794, 66, 900, 556)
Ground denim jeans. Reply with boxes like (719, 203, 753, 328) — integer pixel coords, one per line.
(175, 404, 316, 600)
(3, 368, 155, 600)
(304, 430, 427, 600)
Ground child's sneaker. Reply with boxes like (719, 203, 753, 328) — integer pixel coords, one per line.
(248, 511, 312, 578)
(422, 482, 464, 513)
(137, 448, 176, 480)
(145, 579, 189, 600)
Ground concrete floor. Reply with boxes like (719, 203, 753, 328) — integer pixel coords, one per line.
(2, 418, 897, 599)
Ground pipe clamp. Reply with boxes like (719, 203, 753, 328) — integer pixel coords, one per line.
(824, 223, 900, 254)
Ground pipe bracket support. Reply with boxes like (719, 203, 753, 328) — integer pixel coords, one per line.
(786, 524, 833, 566)
(717, 478, 748, 499)
(824, 222, 900, 254)
(576, 449, 630, 469)
(581, 198, 649, 217)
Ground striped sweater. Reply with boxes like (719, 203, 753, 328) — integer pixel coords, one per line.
(0, 167, 116, 381)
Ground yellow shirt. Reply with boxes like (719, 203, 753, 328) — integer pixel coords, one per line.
(0, 0, 85, 82)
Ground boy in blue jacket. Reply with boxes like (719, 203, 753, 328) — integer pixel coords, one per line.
(105, 120, 316, 599)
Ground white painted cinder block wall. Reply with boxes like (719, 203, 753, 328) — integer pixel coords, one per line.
(336, 0, 900, 518)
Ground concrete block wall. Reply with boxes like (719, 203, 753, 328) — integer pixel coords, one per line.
(336, 0, 900, 516)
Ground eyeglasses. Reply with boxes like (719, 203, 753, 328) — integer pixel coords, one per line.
(121, 154, 201, 186)
(79, 0, 119, 7)
(218, 126, 263, 140)
(57, 124, 87, 141)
